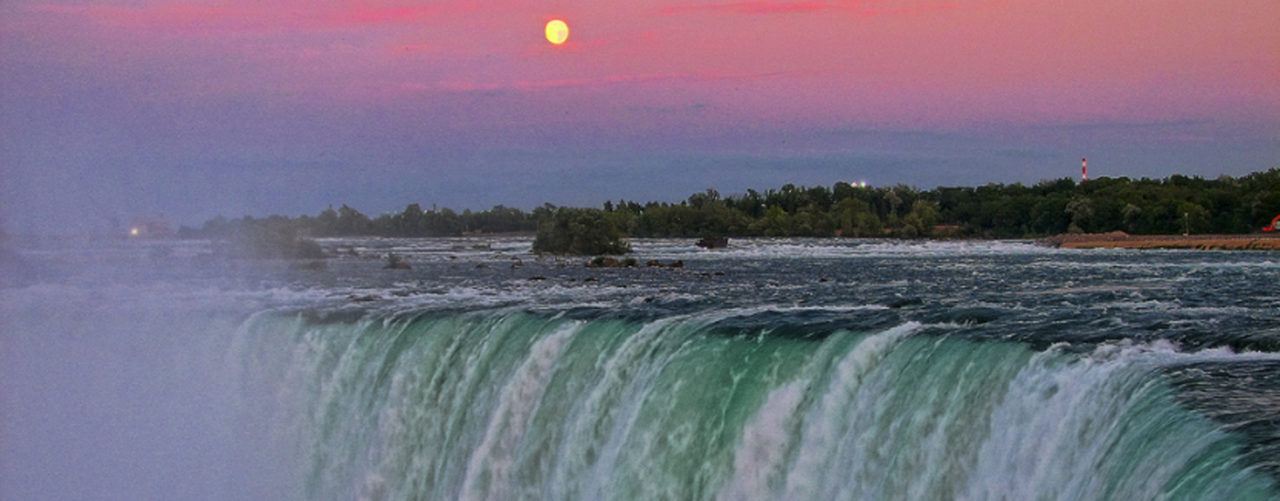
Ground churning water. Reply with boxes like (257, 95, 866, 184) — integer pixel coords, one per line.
(2, 238, 1278, 500)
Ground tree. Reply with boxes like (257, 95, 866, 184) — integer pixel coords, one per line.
(186, 168, 1280, 244)
(835, 198, 881, 237)
(532, 208, 631, 255)
(687, 188, 721, 209)
(1065, 196, 1094, 233)
(336, 205, 371, 235)
(750, 205, 793, 236)
(399, 203, 423, 236)
(1122, 204, 1143, 233)
(901, 200, 940, 237)
(1179, 202, 1211, 234)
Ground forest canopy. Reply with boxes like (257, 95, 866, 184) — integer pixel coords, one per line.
(181, 169, 1280, 242)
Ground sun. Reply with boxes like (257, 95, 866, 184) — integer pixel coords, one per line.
(545, 19, 569, 45)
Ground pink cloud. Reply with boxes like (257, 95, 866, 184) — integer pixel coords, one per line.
(432, 74, 682, 94)
(657, 0, 971, 17)
(419, 69, 787, 98)
(327, 3, 483, 26)
(389, 43, 437, 55)
(659, 1, 857, 16)
(28, 3, 249, 29)
(24, 1, 488, 34)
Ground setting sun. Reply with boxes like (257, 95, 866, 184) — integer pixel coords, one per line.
(545, 19, 568, 45)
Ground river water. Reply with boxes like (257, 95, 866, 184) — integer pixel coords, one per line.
(2, 237, 1277, 500)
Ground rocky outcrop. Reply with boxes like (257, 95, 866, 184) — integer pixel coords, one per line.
(696, 237, 729, 249)
(586, 257, 621, 268)
(588, 257, 684, 268)
(383, 253, 412, 269)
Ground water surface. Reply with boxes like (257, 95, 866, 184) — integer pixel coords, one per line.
(3, 238, 1277, 500)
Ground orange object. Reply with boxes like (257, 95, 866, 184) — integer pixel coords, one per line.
(1264, 215, 1280, 232)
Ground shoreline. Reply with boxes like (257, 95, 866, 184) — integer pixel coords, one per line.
(1043, 231, 1280, 250)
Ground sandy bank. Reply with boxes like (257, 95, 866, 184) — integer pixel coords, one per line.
(1044, 231, 1280, 250)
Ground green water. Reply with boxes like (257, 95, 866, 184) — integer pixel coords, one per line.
(233, 309, 1276, 500)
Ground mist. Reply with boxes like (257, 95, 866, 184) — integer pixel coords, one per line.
(0, 244, 295, 500)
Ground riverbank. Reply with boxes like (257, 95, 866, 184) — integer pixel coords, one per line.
(1044, 231, 1280, 250)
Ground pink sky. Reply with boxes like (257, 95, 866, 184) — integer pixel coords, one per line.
(2, 0, 1278, 230)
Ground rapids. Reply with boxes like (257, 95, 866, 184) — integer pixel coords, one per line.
(2, 237, 1277, 500)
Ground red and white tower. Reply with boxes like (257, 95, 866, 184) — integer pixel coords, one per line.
(1082, 157, 1088, 181)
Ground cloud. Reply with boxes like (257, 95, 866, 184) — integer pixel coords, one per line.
(657, 0, 970, 17)
(427, 70, 787, 96)
(389, 43, 438, 55)
(431, 73, 681, 94)
(28, 3, 248, 29)
(658, 1, 855, 16)
(627, 102, 711, 114)
(23, 1, 485, 34)
(327, 3, 481, 26)
(1023, 119, 1217, 131)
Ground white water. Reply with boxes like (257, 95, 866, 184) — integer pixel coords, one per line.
(3, 239, 1277, 500)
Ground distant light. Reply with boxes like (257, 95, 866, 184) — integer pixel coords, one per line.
(859, 181, 868, 188)
(129, 227, 140, 236)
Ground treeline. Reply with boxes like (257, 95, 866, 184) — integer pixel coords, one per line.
(182, 203, 538, 240)
(183, 169, 1280, 242)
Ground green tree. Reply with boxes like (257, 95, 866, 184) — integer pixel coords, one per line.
(835, 198, 882, 237)
(532, 208, 631, 255)
(1121, 203, 1143, 233)
(902, 200, 940, 237)
(1065, 196, 1094, 233)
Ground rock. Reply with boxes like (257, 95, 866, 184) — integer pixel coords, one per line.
(696, 236, 729, 249)
(528, 275, 547, 281)
(937, 307, 1002, 325)
(586, 256, 621, 268)
(645, 260, 663, 267)
(887, 296, 924, 309)
(384, 253, 411, 270)
(669, 260, 684, 268)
